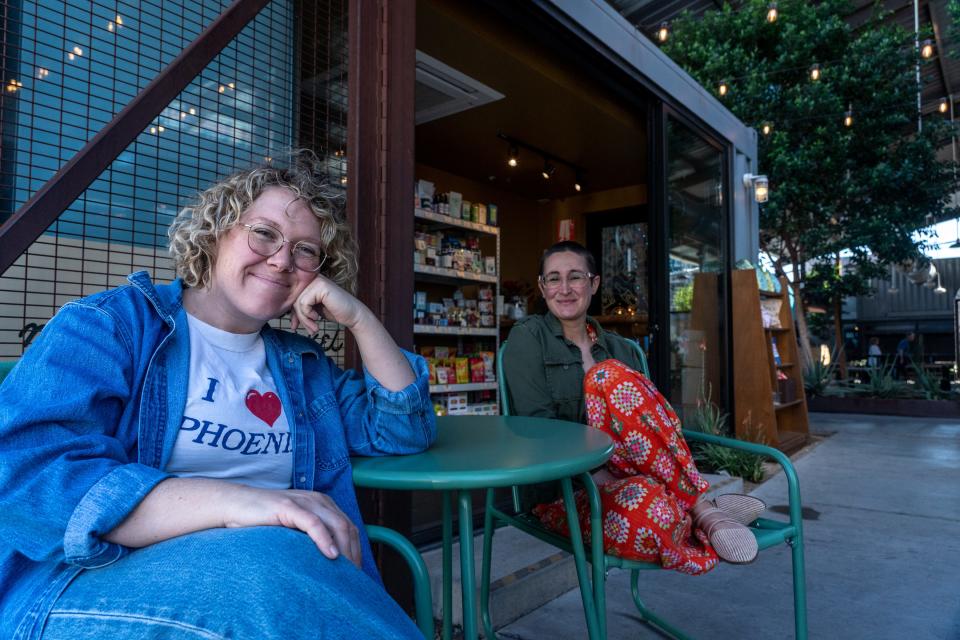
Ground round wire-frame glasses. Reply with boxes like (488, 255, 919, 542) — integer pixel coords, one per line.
(241, 223, 327, 273)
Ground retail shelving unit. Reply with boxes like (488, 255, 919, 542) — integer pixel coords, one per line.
(413, 207, 500, 414)
(731, 269, 809, 453)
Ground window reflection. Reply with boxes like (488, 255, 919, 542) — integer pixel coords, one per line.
(666, 118, 725, 420)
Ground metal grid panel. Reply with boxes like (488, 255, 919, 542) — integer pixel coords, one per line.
(0, 0, 349, 365)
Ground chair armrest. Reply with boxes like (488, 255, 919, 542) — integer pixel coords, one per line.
(681, 430, 804, 537)
(365, 524, 433, 639)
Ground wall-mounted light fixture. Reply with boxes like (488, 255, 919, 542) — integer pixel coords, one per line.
(497, 131, 586, 194)
(743, 173, 769, 203)
(920, 39, 935, 59)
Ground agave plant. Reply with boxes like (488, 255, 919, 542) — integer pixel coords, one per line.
(803, 355, 837, 397)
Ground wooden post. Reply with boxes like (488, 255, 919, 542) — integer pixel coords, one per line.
(347, 0, 416, 607)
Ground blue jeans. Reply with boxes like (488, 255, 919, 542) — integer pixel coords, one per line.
(40, 527, 423, 639)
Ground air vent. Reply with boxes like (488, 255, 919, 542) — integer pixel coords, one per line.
(415, 50, 504, 125)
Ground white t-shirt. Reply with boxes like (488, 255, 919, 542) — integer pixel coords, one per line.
(164, 313, 293, 489)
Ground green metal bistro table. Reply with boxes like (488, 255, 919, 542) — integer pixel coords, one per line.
(352, 415, 614, 640)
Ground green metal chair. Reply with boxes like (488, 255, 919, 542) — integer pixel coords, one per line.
(481, 340, 807, 640)
(365, 525, 434, 639)
(0, 358, 434, 638)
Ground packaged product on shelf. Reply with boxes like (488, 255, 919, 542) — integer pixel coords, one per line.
(426, 246, 437, 266)
(435, 346, 451, 359)
(469, 357, 485, 383)
(440, 253, 453, 269)
(427, 360, 437, 385)
(433, 402, 446, 417)
(478, 286, 493, 301)
(460, 200, 471, 220)
(414, 291, 428, 310)
(416, 179, 435, 210)
(488, 204, 498, 226)
(484, 256, 496, 275)
(471, 252, 483, 274)
(480, 314, 495, 327)
(452, 289, 465, 304)
(454, 358, 470, 384)
(480, 352, 496, 382)
(446, 393, 468, 415)
(477, 204, 487, 225)
(419, 345, 435, 357)
(470, 203, 480, 222)
(436, 365, 449, 385)
(448, 191, 462, 218)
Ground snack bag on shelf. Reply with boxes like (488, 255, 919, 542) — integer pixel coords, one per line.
(469, 357, 486, 383)
(427, 359, 437, 385)
(455, 357, 470, 384)
(480, 351, 496, 382)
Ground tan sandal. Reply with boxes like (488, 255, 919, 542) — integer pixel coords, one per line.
(693, 502, 758, 564)
(715, 493, 766, 526)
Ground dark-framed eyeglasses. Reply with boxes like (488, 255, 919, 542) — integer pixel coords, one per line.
(241, 223, 327, 273)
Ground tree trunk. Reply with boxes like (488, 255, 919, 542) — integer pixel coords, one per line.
(791, 280, 815, 369)
(833, 295, 848, 379)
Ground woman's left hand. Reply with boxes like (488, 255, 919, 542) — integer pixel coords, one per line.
(290, 275, 369, 335)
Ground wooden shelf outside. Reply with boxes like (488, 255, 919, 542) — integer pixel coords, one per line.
(731, 270, 809, 451)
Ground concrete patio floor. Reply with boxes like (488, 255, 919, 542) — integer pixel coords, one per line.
(495, 412, 960, 639)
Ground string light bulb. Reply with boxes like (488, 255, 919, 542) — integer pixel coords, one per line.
(809, 63, 821, 81)
(920, 39, 934, 59)
(718, 80, 729, 97)
(843, 105, 854, 127)
(939, 97, 949, 114)
(507, 144, 519, 168)
(761, 121, 773, 136)
(656, 22, 669, 43)
(766, 2, 778, 23)
(574, 172, 583, 192)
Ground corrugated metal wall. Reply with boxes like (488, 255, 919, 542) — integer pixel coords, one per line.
(858, 256, 959, 325)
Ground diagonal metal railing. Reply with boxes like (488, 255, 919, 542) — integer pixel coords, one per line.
(0, 0, 271, 276)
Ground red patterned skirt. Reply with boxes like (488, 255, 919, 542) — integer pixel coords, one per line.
(532, 359, 719, 575)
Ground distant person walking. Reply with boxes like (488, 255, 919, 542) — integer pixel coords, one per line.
(894, 332, 915, 380)
(867, 337, 882, 369)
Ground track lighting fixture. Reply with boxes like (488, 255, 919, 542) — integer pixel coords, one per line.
(497, 132, 585, 194)
(507, 144, 519, 167)
(541, 160, 555, 180)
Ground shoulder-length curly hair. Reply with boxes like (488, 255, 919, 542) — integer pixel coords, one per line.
(168, 153, 358, 292)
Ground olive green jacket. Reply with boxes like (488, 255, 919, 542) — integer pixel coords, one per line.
(502, 313, 644, 424)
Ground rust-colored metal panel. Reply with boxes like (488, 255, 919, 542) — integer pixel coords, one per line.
(0, 0, 271, 276)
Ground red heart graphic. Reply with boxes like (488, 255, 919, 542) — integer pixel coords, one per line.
(245, 390, 282, 427)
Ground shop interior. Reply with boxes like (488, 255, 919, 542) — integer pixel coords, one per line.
(408, 0, 653, 541)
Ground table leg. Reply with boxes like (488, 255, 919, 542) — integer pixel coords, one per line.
(458, 490, 478, 640)
(580, 472, 607, 640)
(561, 477, 602, 640)
(442, 491, 453, 640)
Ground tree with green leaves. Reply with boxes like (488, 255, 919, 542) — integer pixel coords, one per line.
(663, 0, 957, 371)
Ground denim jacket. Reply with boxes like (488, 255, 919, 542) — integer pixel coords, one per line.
(0, 272, 437, 640)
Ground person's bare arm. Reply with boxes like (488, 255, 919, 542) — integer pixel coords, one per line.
(104, 477, 361, 567)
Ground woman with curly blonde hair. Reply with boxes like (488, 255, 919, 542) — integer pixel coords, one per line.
(0, 153, 435, 640)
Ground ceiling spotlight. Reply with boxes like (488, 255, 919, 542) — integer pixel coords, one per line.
(809, 63, 821, 81)
(766, 2, 778, 23)
(939, 97, 949, 114)
(656, 22, 669, 43)
(507, 144, 519, 168)
(541, 160, 555, 180)
(718, 80, 729, 97)
(574, 172, 583, 192)
(921, 39, 934, 59)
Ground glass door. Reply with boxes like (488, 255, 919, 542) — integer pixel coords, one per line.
(664, 115, 727, 420)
